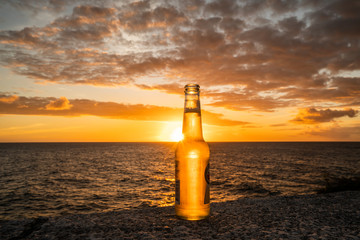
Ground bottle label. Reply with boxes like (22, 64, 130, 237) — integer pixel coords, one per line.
(175, 180, 180, 205)
(205, 163, 210, 184)
(204, 163, 210, 204)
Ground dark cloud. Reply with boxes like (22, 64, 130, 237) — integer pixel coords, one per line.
(4, 0, 69, 13)
(331, 77, 360, 92)
(0, 94, 247, 126)
(280, 77, 360, 106)
(119, 5, 186, 31)
(278, 17, 305, 37)
(291, 108, 358, 124)
(73, 5, 115, 17)
(205, 0, 240, 16)
(306, 0, 360, 23)
(52, 5, 119, 44)
(0, 0, 360, 112)
(0, 27, 55, 48)
(3, 0, 115, 14)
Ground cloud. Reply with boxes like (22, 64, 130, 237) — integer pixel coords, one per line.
(205, 0, 240, 16)
(0, 95, 19, 103)
(119, 5, 186, 31)
(0, 27, 55, 48)
(135, 83, 183, 95)
(73, 5, 115, 17)
(304, 125, 360, 140)
(0, 0, 360, 112)
(4, 0, 68, 13)
(291, 108, 358, 124)
(0, 93, 246, 126)
(45, 97, 73, 110)
(202, 111, 248, 126)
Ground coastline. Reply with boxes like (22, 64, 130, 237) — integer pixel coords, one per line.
(1, 191, 359, 239)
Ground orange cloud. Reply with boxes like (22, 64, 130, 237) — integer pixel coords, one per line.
(0, 94, 246, 126)
(291, 108, 358, 124)
(45, 97, 73, 110)
(0, 95, 18, 103)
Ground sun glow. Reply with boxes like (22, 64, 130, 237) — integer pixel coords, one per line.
(170, 127, 183, 142)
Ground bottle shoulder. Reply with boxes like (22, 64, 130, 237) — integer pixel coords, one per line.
(175, 140, 210, 158)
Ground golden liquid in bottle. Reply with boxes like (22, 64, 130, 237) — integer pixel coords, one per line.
(175, 112, 210, 220)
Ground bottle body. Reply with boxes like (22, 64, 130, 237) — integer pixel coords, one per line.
(175, 84, 210, 220)
(175, 138, 210, 220)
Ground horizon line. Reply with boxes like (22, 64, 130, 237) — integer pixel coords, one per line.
(0, 141, 359, 143)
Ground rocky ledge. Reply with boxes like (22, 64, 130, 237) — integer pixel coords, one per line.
(1, 191, 359, 239)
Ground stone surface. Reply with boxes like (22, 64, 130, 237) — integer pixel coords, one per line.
(1, 191, 359, 239)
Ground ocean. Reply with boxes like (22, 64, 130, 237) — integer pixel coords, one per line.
(0, 142, 359, 220)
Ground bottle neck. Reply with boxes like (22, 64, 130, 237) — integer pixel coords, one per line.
(182, 88, 204, 141)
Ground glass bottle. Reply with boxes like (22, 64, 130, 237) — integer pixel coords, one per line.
(175, 84, 210, 220)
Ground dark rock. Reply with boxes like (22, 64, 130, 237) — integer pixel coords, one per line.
(1, 191, 359, 239)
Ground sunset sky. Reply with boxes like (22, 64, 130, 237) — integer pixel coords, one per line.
(0, 0, 359, 142)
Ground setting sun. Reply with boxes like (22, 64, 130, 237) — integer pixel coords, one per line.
(170, 127, 183, 142)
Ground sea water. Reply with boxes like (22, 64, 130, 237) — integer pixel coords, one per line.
(0, 142, 359, 220)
